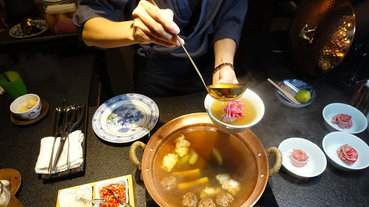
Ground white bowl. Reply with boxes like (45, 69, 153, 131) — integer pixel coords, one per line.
(204, 88, 265, 133)
(9, 93, 42, 120)
(322, 132, 369, 171)
(278, 138, 327, 178)
(322, 103, 367, 134)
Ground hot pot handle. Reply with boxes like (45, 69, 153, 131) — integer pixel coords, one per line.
(129, 141, 146, 170)
(266, 147, 282, 176)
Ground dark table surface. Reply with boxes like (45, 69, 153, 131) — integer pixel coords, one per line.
(1, 44, 369, 207)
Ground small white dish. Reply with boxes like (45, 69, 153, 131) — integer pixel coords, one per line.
(322, 132, 369, 171)
(322, 103, 367, 134)
(204, 88, 264, 133)
(278, 138, 327, 178)
(58, 184, 92, 207)
(94, 177, 129, 207)
(92, 93, 159, 143)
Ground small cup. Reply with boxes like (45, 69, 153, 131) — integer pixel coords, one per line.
(10, 94, 42, 120)
(0, 71, 27, 99)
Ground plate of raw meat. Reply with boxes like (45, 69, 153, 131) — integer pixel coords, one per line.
(278, 138, 327, 178)
(322, 132, 369, 171)
(322, 103, 367, 134)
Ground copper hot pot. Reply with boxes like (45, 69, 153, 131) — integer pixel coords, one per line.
(130, 113, 281, 206)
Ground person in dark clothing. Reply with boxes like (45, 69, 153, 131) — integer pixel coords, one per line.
(74, 0, 248, 97)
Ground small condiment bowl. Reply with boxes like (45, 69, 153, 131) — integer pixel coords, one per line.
(94, 177, 129, 207)
(322, 132, 369, 171)
(10, 93, 42, 120)
(322, 103, 367, 134)
(204, 88, 265, 133)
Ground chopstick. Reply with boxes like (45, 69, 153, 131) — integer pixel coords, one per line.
(267, 78, 301, 104)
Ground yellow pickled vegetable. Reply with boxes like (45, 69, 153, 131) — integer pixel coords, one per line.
(189, 150, 198, 165)
(178, 177, 209, 190)
(212, 148, 223, 165)
(171, 169, 201, 180)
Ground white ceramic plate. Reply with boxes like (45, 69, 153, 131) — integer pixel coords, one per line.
(92, 93, 159, 143)
(322, 103, 367, 134)
(278, 138, 327, 178)
(94, 177, 129, 207)
(322, 132, 369, 171)
(58, 184, 92, 207)
(274, 79, 316, 108)
(9, 19, 48, 39)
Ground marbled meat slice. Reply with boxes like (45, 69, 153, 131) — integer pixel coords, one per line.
(222, 100, 245, 122)
(332, 114, 352, 129)
(337, 144, 358, 164)
(291, 149, 309, 167)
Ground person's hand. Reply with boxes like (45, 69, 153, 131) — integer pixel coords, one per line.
(132, 0, 183, 47)
(212, 66, 239, 84)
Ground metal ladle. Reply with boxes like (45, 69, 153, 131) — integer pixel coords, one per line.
(150, 0, 247, 101)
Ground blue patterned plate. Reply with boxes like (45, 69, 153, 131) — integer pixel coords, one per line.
(9, 19, 48, 39)
(92, 93, 159, 143)
(275, 79, 316, 108)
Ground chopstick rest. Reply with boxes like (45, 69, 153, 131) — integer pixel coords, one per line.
(35, 130, 84, 174)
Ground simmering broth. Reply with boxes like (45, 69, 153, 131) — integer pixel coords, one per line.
(211, 97, 257, 125)
(153, 126, 257, 206)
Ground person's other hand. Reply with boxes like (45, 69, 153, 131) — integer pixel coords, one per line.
(132, 0, 184, 47)
(212, 66, 239, 84)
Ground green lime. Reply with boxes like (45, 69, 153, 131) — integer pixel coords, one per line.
(296, 89, 311, 103)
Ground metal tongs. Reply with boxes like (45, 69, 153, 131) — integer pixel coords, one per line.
(48, 104, 84, 174)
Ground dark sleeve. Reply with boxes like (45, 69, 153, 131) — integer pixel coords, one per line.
(212, 0, 248, 46)
(73, 0, 129, 28)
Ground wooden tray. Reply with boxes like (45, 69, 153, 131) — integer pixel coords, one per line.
(56, 174, 136, 207)
(39, 103, 88, 180)
(0, 168, 21, 196)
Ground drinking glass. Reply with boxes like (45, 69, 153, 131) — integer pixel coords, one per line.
(0, 71, 27, 99)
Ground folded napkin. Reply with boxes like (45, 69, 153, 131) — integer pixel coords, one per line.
(35, 130, 84, 174)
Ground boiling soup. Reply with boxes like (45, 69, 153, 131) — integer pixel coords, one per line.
(153, 126, 257, 206)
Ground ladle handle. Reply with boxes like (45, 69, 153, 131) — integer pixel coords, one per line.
(266, 147, 282, 176)
(175, 34, 208, 91)
(129, 141, 146, 168)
